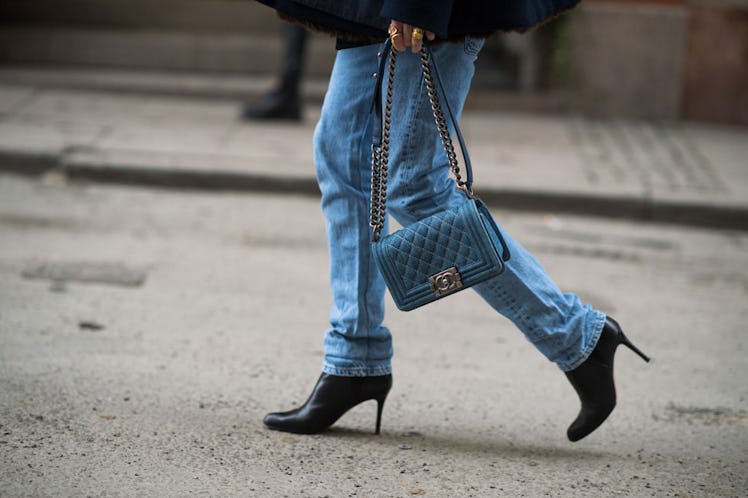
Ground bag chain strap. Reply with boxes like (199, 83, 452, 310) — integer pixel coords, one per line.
(369, 47, 396, 242)
(370, 46, 473, 243)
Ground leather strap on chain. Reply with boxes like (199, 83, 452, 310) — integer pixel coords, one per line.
(370, 40, 476, 242)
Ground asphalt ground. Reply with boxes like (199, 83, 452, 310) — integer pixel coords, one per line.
(1, 174, 746, 496)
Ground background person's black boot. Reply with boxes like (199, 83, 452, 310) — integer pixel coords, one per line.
(242, 23, 306, 122)
(241, 90, 301, 121)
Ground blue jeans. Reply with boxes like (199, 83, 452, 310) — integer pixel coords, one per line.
(314, 40, 605, 376)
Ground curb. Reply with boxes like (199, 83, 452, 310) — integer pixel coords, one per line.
(1, 149, 746, 232)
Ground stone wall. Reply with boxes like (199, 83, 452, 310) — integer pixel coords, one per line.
(565, 0, 748, 123)
(683, 7, 748, 124)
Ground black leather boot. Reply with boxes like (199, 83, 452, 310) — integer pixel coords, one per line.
(263, 373, 392, 435)
(565, 317, 650, 442)
(242, 24, 306, 121)
(241, 90, 301, 121)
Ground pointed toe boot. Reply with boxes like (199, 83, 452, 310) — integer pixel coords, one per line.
(565, 317, 650, 442)
(263, 373, 392, 435)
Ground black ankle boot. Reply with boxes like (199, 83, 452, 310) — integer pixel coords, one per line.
(241, 89, 301, 121)
(263, 373, 392, 435)
(565, 317, 650, 442)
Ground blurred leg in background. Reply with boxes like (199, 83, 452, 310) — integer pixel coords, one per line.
(242, 23, 307, 121)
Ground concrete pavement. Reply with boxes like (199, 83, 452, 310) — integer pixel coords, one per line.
(0, 78, 747, 230)
(1, 174, 747, 496)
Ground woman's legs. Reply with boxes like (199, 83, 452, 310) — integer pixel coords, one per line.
(268, 38, 645, 440)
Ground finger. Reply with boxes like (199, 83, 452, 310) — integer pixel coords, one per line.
(389, 21, 406, 52)
(401, 24, 414, 50)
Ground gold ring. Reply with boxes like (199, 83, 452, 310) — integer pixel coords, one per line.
(412, 28, 424, 41)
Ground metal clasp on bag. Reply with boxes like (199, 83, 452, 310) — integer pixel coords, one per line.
(429, 267, 463, 297)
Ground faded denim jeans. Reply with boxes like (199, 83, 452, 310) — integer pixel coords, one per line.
(314, 39, 605, 376)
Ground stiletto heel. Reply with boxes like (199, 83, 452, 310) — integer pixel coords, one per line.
(263, 373, 392, 435)
(565, 316, 649, 442)
(619, 332, 650, 362)
(375, 396, 386, 435)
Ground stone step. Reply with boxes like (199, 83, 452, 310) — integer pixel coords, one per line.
(0, 64, 331, 103)
(0, 64, 569, 113)
(0, 0, 280, 34)
(0, 26, 337, 77)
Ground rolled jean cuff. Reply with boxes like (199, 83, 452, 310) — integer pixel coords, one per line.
(556, 311, 606, 372)
(322, 363, 392, 377)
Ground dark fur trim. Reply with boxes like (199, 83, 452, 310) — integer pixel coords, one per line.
(278, 12, 385, 43)
(278, 1, 579, 44)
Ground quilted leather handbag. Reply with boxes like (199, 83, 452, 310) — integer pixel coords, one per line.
(370, 41, 511, 311)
